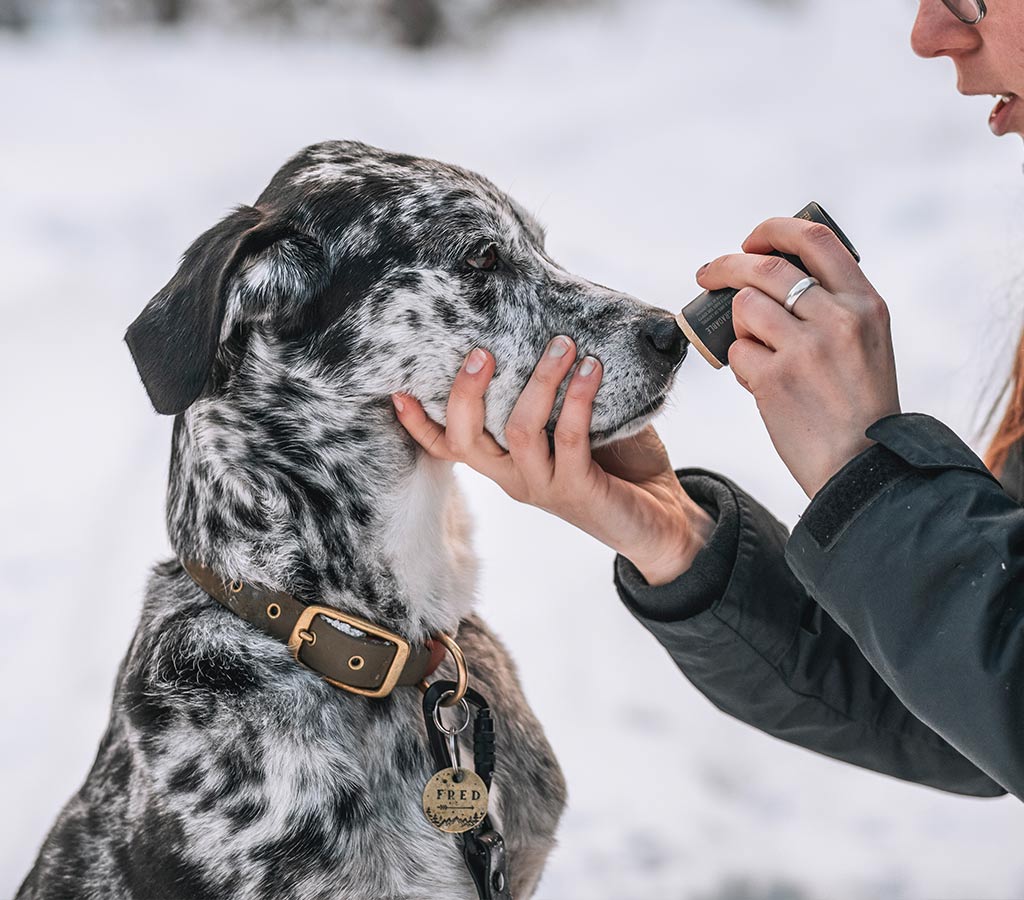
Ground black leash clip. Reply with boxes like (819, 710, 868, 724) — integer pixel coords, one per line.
(463, 829, 510, 900)
(423, 680, 511, 900)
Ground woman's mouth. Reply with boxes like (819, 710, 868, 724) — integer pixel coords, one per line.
(990, 93, 1019, 136)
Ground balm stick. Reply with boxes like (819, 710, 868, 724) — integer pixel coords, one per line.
(676, 202, 861, 369)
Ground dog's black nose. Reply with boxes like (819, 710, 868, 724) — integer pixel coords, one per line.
(639, 315, 687, 370)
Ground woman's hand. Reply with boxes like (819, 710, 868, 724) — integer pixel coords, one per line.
(696, 217, 901, 499)
(391, 337, 713, 586)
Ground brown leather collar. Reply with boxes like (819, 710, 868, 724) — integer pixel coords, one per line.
(183, 561, 446, 698)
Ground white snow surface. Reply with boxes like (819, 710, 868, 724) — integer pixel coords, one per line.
(4, 1, 1024, 897)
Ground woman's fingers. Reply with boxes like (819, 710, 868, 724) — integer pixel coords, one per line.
(393, 356, 509, 483)
(729, 292, 781, 393)
(504, 335, 578, 480)
(728, 337, 775, 394)
(393, 348, 501, 465)
(392, 393, 455, 460)
(444, 348, 502, 461)
(696, 251, 827, 319)
(740, 217, 865, 293)
(553, 355, 602, 484)
(731, 287, 799, 350)
(394, 338, 582, 496)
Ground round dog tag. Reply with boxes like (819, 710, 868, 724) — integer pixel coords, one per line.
(422, 768, 489, 834)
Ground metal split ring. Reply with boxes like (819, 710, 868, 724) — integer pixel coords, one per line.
(417, 631, 470, 707)
(783, 276, 820, 314)
(434, 632, 469, 707)
(432, 691, 471, 736)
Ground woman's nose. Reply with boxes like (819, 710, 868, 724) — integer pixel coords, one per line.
(911, 0, 981, 59)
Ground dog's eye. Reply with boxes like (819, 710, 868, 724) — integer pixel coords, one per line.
(466, 242, 501, 272)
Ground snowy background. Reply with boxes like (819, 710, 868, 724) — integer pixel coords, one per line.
(4, 0, 1024, 897)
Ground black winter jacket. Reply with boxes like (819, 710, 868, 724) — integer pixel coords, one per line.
(614, 413, 1024, 800)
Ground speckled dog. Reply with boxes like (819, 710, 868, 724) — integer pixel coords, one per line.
(17, 141, 687, 900)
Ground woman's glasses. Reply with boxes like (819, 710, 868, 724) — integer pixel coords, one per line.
(941, 0, 987, 25)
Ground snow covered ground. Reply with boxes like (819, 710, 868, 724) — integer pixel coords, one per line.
(3, 1, 1024, 897)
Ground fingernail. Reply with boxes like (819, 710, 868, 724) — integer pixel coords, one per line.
(578, 356, 598, 377)
(391, 394, 405, 413)
(547, 336, 570, 359)
(465, 349, 487, 375)
(696, 262, 710, 278)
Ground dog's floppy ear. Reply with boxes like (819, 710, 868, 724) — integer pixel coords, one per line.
(125, 205, 327, 415)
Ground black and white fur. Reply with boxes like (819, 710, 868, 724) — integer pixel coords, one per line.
(17, 141, 686, 900)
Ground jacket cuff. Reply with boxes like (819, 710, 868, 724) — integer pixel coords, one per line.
(614, 469, 739, 622)
(798, 413, 997, 551)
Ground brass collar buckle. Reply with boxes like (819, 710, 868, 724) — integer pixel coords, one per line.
(182, 559, 468, 704)
(286, 605, 411, 699)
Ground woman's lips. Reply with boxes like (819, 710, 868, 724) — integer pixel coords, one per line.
(990, 93, 1019, 136)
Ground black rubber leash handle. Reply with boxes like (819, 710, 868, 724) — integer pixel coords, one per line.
(473, 706, 495, 789)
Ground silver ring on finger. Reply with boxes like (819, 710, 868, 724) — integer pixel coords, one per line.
(783, 276, 820, 315)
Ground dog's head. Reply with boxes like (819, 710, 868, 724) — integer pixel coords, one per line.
(127, 141, 685, 447)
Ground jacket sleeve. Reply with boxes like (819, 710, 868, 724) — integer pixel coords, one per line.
(614, 454, 1007, 797)
(785, 412, 1024, 801)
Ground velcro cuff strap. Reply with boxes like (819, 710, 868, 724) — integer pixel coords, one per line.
(801, 414, 998, 551)
(801, 444, 914, 550)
